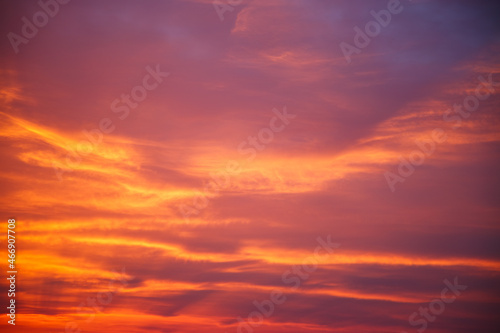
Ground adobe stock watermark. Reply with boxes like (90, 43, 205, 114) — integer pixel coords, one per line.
(233, 235, 340, 333)
(7, 0, 71, 54)
(401, 276, 467, 333)
(178, 106, 296, 221)
(385, 72, 499, 192)
(62, 267, 129, 333)
(52, 64, 169, 181)
(339, 0, 407, 64)
(213, 0, 243, 22)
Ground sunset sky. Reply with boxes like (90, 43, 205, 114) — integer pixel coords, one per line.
(1, 0, 500, 332)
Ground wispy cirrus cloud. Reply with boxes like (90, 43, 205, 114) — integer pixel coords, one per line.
(1, 1, 500, 332)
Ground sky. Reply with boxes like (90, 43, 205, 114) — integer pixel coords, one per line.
(1, 0, 500, 332)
